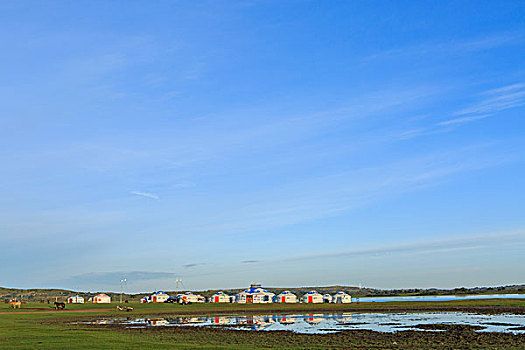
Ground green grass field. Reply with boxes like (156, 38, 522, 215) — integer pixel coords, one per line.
(1, 299, 525, 349)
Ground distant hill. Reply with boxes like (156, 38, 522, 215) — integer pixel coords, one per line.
(1, 284, 524, 302)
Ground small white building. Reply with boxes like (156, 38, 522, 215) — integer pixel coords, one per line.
(323, 293, 333, 303)
(93, 293, 111, 303)
(179, 292, 205, 303)
(332, 291, 352, 303)
(67, 295, 84, 304)
(236, 283, 275, 304)
(276, 291, 297, 303)
(302, 290, 323, 303)
(150, 291, 170, 303)
(210, 291, 231, 303)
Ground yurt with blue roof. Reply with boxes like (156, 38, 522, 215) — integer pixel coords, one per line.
(276, 290, 297, 303)
(179, 292, 205, 303)
(210, 291, 231, 303)
(151, 291, 170, 303)
(301, 290, 323, 303)
(236, 283, 275, 304)
(323, 293, 333, 303)
(332, 291, 352, 303)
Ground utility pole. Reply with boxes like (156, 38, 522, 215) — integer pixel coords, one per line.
(120, 279, 127, 304)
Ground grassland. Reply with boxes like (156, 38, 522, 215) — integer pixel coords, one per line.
(1, 299, 525, 349)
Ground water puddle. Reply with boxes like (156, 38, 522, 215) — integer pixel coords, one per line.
(86, 312, 525, 334)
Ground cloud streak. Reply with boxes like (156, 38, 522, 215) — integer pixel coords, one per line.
(242, 230, 525, 265)
(131, 191, 159, 200)
(437, 114, 492, 126)
(365, 31, 524, 61)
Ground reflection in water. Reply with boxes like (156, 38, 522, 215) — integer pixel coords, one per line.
(89, 312, 525, 334)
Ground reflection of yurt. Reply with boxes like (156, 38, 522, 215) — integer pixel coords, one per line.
(67, 295, 84, 303)
(334, 313, 353, 323)
(323, 294, 333, 303)
(211, 316, 231, 324)
(301, 290, 323, 303)
(150, 291, 170, 303)
(276, 291, 297, 303)
(236, 283, 275, 304)
(277, 315, 297, 325)
(250, 315, 276, 330)
(147, 318, 169, 326)
(332, 292, 352, 303)
(93, 293, 111, 303)
(210, 291, 230, 303)
(304, 313, 324, 325)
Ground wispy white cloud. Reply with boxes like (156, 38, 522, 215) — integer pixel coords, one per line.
(170, 143, 513, 237)
(365, 31, 524, 61)
(131, 191, 159, 200)
(237, 230, 525, 265)
(437, 114, 492, 126)
(171, 182, 195, 189)
(453, 86, 525, 117)
(402, 83, 525, 138)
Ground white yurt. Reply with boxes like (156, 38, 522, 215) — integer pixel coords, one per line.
(236, 283, 275, 304)
(301, 290, 323, 303)
(179, 292, 205, 303)
(210, 291, 231, 303)
(276, 291, 297, 303)
(67, 295, 84, 304)
(332, 291, 352, 303)
(150, 291, 170, 303)
(93, 293, 111, 303)
(323, 293, 333, 303)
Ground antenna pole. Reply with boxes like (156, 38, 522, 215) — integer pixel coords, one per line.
(120, 279, 126, 304)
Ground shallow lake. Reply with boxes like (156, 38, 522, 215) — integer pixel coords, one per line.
(89, 312, 525, 334)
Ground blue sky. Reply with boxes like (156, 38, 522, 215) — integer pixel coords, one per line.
(1, 1, 525, 293)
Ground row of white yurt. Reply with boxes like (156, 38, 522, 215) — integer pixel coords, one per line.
(71, 294, 109, 303)
(296, 290, 352, 304)
(69, 285, 351, 305)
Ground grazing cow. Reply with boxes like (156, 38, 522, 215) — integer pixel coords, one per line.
(54, 302, 66, 310)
